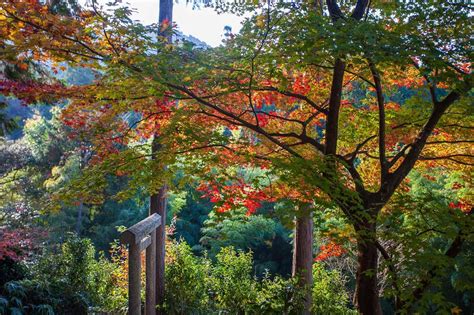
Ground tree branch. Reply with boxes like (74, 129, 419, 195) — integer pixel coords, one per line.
(325, 58, 345, 155)
(368, 61, 387, 179)
(256, 86, 328, 114)
(382, 90, 462, 202)
(167, 83, 303, 158)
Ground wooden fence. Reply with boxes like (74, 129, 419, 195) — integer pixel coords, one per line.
(120, 213, 162, 315)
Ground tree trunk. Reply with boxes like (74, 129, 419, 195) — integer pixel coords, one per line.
(292, 212, 313, 314)
(159, 0, 173, 26)
(354, 222, 382, 315)
(150, 135, 167, 314)
(150, 184, 167, 314)
(152, 1, 173, 313)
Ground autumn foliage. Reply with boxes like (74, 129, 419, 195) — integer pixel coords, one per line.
(0, 0, 473, 314)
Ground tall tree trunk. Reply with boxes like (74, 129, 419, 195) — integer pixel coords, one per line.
(152, 1, 173, 313)
(159, 0, 173, 25)
(292, 211, 313, 314)
(150, 177, 167, 314)
(354, 222, 382, 315)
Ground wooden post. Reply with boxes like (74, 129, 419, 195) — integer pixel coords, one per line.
(151, 186, 167, 314)
(146, 230, 157, 315)
(129, 243, 142, 315)
(121, 214, 162, 315)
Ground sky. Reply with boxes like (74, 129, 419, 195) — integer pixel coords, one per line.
(84, 0, 245, 47)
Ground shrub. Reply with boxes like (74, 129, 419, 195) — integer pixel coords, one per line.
(255, 273, 305, 314)
(210, 247, 257, 313)
(1, 236, 127, 314)
(164, 242, 351, 314)
(1, 237, 356, 314)
(0, 280, 55, 315)
(0, 257, 27, 287)
(32, 237, 116, 313)
(165, 241, 211, 314)
(312, 263, 357, 315)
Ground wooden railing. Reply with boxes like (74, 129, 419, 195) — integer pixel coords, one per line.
(120, 213, 162, 315)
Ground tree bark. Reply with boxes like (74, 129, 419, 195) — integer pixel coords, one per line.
(159, 0, 173, 26)
(146, 231, 157, 315)
(325, 58, 345, 155)
(354, 222, 382, 315)
(128, 241, 142, 315)
(292, 211, 313, 314)
(150, 142, 167, 314)
(151, 1, 173, 314)
(150, 183, 166, 314)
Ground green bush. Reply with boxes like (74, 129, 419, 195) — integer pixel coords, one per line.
(0, 257, 27, 287)
(0, 280, 55, 315)
(32, 236, 119, 313)
(312, 263, 357, 315)
(255, 273, 305, 314)
(1, 237, 355, 314)
(1, 236, 125, 314)
(165, 241, 211, 314)
(164, 241, 353, 314)
(210, 247, 257, 313)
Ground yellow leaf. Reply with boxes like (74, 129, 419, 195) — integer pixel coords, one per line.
(256, 15, 265, 28)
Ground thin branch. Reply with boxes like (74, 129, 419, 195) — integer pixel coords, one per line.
(387, 144, 412, 168)
(425, 140, 474, 145)
(368, 60, 387, 178)
(419, 154, 474, 160)
(375, 240, 401, 309)
(256, 86, 328, 114)
(345, 135, 377, 162)
(167, 83, 303, 158)
(382, 90, 462, 202)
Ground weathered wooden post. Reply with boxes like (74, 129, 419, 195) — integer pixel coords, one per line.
(120, 213, 162, 315)
(145, 230, 157, 315)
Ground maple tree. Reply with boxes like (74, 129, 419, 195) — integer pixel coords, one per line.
(0, 0, 473, 313)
